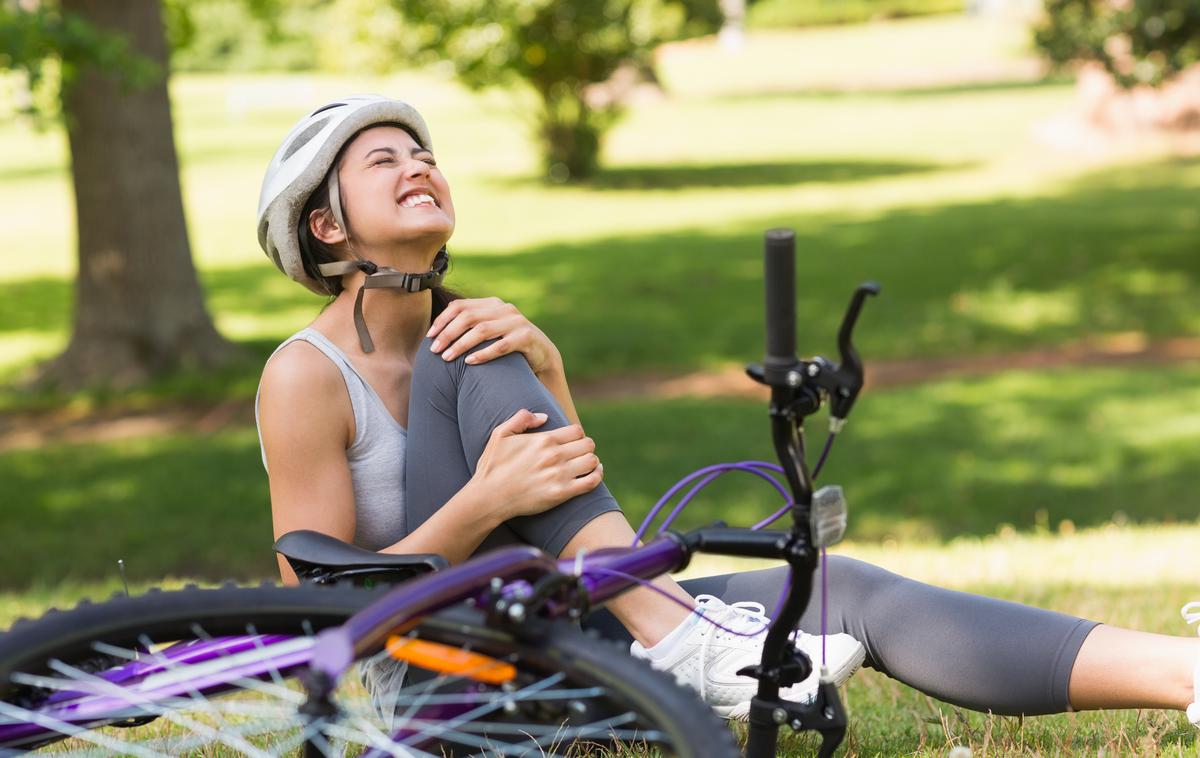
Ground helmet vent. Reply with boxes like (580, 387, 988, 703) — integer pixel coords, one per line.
(282, 117, 330, 161)
(310, 102, 345, 117)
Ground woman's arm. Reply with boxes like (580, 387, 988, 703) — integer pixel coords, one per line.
(258, 344, 358, 584)
(528, 361, 580, 427)
(425, 297, 581, 425)
(381, 410, 601, 563)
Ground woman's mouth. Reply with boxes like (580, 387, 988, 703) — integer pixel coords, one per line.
(400, 193, 438, 209)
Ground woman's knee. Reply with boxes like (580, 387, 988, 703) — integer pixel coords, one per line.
(412, 337, 524, 420)
(825, 555, 906, 597)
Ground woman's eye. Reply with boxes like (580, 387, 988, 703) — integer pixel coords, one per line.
(422, 158, 437, 167)
(372, 158, 395, 166)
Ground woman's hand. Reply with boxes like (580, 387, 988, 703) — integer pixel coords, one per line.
(427, 297, 562, 376)
(471, 409, 603, 520)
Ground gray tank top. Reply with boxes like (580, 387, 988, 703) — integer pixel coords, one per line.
(255, 327, 408, 550)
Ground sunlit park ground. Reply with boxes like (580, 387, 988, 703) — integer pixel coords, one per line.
(1, 12, 1199, 756)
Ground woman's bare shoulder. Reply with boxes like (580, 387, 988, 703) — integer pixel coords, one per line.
(261, 340, 342, 396)
(259, 340, 353, 446)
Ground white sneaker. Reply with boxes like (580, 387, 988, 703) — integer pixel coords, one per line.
(1184, 602, 1200, 727)
(631, 594, 866, 720)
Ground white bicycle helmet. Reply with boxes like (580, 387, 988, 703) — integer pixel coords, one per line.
(257, 94, 448, 353)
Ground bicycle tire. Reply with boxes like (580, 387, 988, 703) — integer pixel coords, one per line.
(0, 583, 739, 757)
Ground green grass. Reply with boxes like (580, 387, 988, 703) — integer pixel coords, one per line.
(2, 523, 1198, 755)
(3, 363, 1197, 590)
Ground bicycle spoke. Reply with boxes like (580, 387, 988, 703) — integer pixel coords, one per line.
(135, 631, 311, 758)
(340, 713, 442, 758)
(0, 700, 169, 758)
(396, 671, 567, 749)
(45, 659, 277, 758)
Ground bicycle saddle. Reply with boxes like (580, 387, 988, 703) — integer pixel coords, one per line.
(274, 530, 448, 585)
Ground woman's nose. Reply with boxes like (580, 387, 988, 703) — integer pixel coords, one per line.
(405, 158, 431, 178)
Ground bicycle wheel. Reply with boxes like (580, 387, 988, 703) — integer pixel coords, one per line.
(0, 584, 738, 757)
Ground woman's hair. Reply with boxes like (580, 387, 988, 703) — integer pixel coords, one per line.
(297, 124, 462, 320)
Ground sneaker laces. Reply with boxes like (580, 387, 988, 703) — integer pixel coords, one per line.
(693, 595, 770, 703)
(1183, 603, 1200, 630)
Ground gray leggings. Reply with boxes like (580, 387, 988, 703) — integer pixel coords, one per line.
(404, 338, 1099, 717)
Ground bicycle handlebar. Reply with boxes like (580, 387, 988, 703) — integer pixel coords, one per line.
(764, 229, 798, 374)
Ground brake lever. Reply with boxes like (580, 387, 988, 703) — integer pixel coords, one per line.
(829, 282, 880, 420)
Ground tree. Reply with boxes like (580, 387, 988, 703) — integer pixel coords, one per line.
(3, 0, 237, 389)
(1034, 0, 1200, 133)
(392, 0, 700, 180)
(1036, 0, 1200, 88)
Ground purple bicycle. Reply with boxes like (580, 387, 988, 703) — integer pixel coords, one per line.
(0, 230, 879, 758)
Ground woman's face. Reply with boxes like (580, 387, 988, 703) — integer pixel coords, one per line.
(332, 125, 455, 257)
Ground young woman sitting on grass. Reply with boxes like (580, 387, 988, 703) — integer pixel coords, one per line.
(254, 95, 1200, 727)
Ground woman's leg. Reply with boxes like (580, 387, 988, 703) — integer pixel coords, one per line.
(405, 337, 622, 556)
(405, 338, 693, 645)
(587, 556, 1194, 716)
(1068, 625, 1195, 710)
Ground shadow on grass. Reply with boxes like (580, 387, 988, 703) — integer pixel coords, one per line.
(3, 155, 1198, 390)
(0, 428, 278, 590)
(715, 75, 1074, 102)
(537, 158, 957, 191)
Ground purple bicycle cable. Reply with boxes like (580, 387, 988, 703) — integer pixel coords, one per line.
(625, 432, 839, 666)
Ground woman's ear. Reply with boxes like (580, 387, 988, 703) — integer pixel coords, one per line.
(309, 207, 347, 246)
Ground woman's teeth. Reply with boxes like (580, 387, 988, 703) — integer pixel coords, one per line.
(401, 193, 436, 208)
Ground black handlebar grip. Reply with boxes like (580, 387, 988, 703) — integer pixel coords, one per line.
(764, 228, 797, 369)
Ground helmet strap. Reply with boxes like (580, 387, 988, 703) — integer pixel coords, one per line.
(318, 249, 449, 354)
(327, 167, 352, 247)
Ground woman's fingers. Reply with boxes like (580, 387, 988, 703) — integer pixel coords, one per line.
(493, 409, 548, 438)
(428, 298, 510, 347)
(430, 311, 483, 353)
(554, 435, 596, 461)
(441, 325, 496, 361)
(426, 298, 468, 339)
(562, 452, 601, 478)
(562, 463, 604, 497)
(544, 424, 585, 444)
(445, 318, 527, 362)
(462, 336, 515, 365)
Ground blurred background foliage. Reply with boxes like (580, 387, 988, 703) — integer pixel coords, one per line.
(1035, 0, 1200, 87)
(156, 0, 971, 77)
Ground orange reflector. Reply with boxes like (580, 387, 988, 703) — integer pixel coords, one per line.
(386, 636, 517, 684)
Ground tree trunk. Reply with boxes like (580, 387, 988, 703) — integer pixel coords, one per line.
(39, 0, 236, 390)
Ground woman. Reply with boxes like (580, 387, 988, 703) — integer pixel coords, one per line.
(255, 95, 1200, 726)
